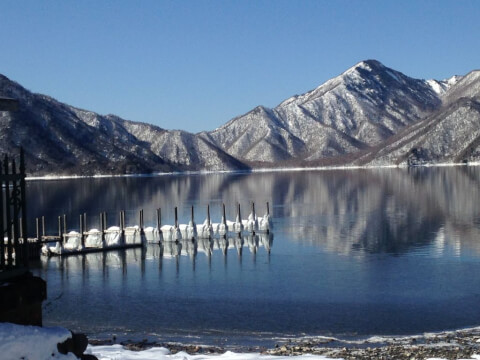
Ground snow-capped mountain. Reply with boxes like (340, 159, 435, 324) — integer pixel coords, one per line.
(0, 60, 478, 176)
(203, 60, 451, 164)
(0, 74, 246, 175)
(352, 69, 480, 166)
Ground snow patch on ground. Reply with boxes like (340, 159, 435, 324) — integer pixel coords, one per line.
(88, 345, 333, 360)
(0, 323, 77, 360)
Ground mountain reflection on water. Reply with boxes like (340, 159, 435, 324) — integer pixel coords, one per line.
(28, 166, 480, 342)
(27, 166, 480, 257)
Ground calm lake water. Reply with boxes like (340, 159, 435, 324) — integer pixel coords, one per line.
(29, 167, 480, 347)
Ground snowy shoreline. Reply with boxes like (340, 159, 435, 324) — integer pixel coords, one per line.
(4, 322, 480, 360)
(66, 325, 480, 360)
(25, 161, 480, 181)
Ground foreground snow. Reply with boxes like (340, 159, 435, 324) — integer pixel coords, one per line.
(89, 345, 330, 360)
(0, 322, 77, 360)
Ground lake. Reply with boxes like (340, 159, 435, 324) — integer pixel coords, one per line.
(28, 166, 480, 348)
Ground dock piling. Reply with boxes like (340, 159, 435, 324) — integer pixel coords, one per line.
(222, 204, 226, 225)
(174, 207, 178, 228)
(35, 218, 39, 243)
(207, 204, 211, 225)
(80, 214, 85, 247)
(156, 208, 161, 231)
(57, 216, 62, 245)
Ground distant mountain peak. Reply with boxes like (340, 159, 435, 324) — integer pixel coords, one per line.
(354, 59, 384, 70)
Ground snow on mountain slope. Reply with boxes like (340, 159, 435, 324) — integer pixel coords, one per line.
(425, 75, 461, 96)
(204, 105, 306, 162)
(274, 60, 443, 145)
(353, 70, 480, 166)
(0, 74, 174, 175)
(207, 60, 448, 164)
(136, 128, 248, 170)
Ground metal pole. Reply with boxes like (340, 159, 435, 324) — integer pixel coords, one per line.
(20, 148, 28, 267)
(4, 155, 13, 267)
(11, 159, 21, 265)
(0, 158, 4, 269)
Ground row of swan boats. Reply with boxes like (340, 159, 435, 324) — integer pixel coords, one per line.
(42, 203, 272, 256)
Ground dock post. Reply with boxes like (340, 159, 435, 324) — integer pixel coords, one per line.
(63, 214, 67, 236)
(58, 216, 63, 246)
(35, 218, 39, 243)
(252, 202, 256, 235)
(266, 202, 270, 234)
(41, 216, 45, 240)
(222, 203, 227, 238)
(174, 207, 178, 228)
(236, 203, 243, 234)
(207, 204, 212, 239)
(80, 214, 85, 248)
(222, 203, 226, 225)
(140, 209, 144, 235)
(191, 205, 195, 241)
(120, 210, 125, 245)
(100, 212, 105, 247)
(156, 208, 161, 230)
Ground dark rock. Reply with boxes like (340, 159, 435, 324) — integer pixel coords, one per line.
(81, 355, 98, 360)
(57, 331, 92, 359)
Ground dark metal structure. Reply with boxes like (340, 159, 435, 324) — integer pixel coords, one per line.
(0, 98, 46, 326)
(0, 148, 29, 273)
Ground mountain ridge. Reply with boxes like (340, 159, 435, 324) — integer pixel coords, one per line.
(0, 60, 479, 176)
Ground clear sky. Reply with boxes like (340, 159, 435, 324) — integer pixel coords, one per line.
(1, 0, 479, 133)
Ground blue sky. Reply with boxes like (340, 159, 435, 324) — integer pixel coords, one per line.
(1, 1, 479, 132)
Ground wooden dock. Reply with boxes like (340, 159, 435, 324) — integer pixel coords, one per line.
(37, 202, 272, 257)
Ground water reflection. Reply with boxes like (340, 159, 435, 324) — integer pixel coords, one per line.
(39, 233, 273, 276)
(27, 166, 480, 257)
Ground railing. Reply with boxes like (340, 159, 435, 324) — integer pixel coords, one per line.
(1, 148, 28, 272)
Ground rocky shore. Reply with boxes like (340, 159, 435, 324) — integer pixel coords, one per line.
(90, 328, 480, 360)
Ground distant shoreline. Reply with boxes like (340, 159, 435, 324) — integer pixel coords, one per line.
(25, 161, 480, 181)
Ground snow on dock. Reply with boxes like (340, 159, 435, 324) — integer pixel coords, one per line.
(39, 202, 272, 257)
